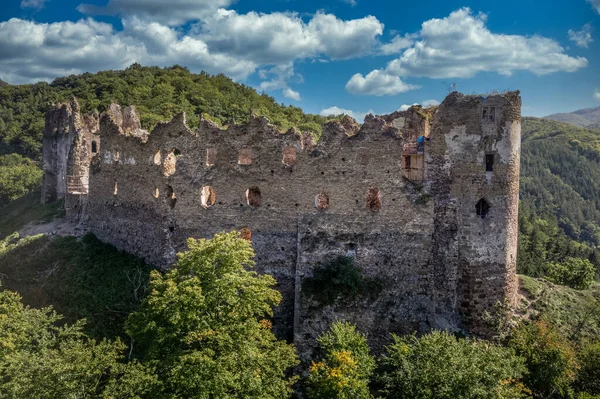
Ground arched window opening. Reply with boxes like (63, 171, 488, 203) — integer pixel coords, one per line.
(315, 192, 329, 210)
(166, 185, 177, 209)
(163, 150, 177, 176)
(366, 188, 381, 210)
(154, 149, 162, 165)
(200, 186, 216, 209)
(173, 148, 181, 157)
(113, 179, 118, 196)
(206, 148, 217, 167)
(246, 186, 262, 207)
(240, 227, 252, 241)
(282, 146, 297, 166)
(91, 141, 98, 153)
(476, 198, 490, 218)
(238, 148, 253, 165)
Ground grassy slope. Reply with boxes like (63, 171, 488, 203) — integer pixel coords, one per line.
(0, 190, 63, 239)
(520, 275, 600, 341)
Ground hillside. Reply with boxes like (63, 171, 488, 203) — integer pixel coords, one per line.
(0, 64, 335, 161)
(545, 106, 600, 127)
(520, 117, 600, 246)
(0, 79, 8, 87)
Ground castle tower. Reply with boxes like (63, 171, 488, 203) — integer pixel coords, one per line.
(427, 91, 521, 331)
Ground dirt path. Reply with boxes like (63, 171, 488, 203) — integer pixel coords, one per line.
(18, 217, 87, 238)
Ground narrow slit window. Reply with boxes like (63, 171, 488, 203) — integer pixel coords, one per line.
(91, 141, 98, 153)
(166, 185, 177, 209)
(476, 198, 490, 218)
(404, 155, 411, 169)
(489, 107, 496, 122)
(485, 154, 494, 172)
(200, 186, 216, 208)
(246, 186, 261, 207)
(482, 108, 488, 120)
(315, 191, 329, 210)
(113, 179, 118, 196)
(154, 186, 159, 199)
(366, 188, 381, 211)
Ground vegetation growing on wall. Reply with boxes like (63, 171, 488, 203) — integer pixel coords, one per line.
(302, 256, 382, 306)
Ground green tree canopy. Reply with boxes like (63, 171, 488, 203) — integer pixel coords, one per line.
(126, 231, 298, 398)
(0, 154, 42, 206)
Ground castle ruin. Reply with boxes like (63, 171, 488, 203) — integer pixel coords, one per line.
(41, 91, 522, 353)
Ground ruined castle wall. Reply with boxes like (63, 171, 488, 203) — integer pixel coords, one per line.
(85, 107, 437, 342)
(44, 90, 521, 346)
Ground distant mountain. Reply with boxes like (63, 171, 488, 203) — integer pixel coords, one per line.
(544, 106, 600, 128)
(0, 79, 8, 87)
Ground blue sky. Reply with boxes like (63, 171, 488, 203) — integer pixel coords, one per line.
(1, 0, 599, 118)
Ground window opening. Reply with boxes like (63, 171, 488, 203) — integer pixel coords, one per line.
(163, 150, 177, 176)
(246, 186, 262, 207)
(475, 198, 490, 218)
(282, 146, 297, 166)
(166, 185, 177, 209)
(489, 107, 496, 122)
(485, 154, 494, 172)
(366, 188, 381, 210)
(91, 141, 97, 153)
(482, 108, 488, 120)
(315, 192, 329, 210)
(154, 149, 162, 165)
(240, 228, 252, 241)
(345, 243, 357, 257)
(200, 186, 216, 208)
(113, 179, 118, 196)
(238, 148, 253, 165)
(154, 186, 159, 199)
(405, 155, 411, 169)
(206, 148, 217, 167)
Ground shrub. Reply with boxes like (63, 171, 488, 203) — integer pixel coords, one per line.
(0, 154, 42, 206)
(509, 320, 578, 398)
(546, 257, 596, 290)
(302, 256, 382, 305)
(377, 331, 529, 399)
(307, 321, 375, 399)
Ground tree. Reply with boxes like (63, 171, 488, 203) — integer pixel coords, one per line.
(575, 340, 600, 395)
(377, 331, 529, 399)
(509, 320, 578, 398)
(307, 321, 375, 399)
(546, 257, 596, 290)
(126, 232, 298, 398)
(0, 287, 159, 399)
(0, 154, 42, 206)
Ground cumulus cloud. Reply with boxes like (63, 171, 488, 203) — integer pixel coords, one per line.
(78, 0, 234, 26)
(319, 106, 374, 123)
(588, 0, 600, 14)
(398, 99, 439, 111)
(346, 70, 419, 96)
(0, 17, 255, 84)
(283, 88, 301, 101)
(379, 34, 416, 55)
(21, 0, 49, 10)
(198, 10, 384, 63)
(568, 24, 593, 48)
(595, 89, 600, 101)
(347, 8, 588, 95)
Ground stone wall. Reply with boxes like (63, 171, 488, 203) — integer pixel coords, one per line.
(41, 91, 522, 349)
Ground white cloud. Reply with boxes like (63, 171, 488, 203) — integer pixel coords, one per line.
(379, 34, 416, 55)
(595, 89, 600, 101)
(320, 106, 374, 123)
(0, 17, 255, 84)
(398, 99, 439, 111)
(568, 24, 593, 48)
(78, 0, 234, 26)
(346, 70, 419, 96)
(587, 0, 600, 14)
(199, 10, 384, 63)
(342, 0, 358, 6)
(348, 8, 588, 95)
(283, 88, 301, 101)
(21, 0, 48, 10)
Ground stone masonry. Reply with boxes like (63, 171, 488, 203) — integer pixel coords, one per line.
(42, 91, 522, 354)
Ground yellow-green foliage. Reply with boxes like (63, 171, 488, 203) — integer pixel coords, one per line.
(307, 321, 375, 399)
